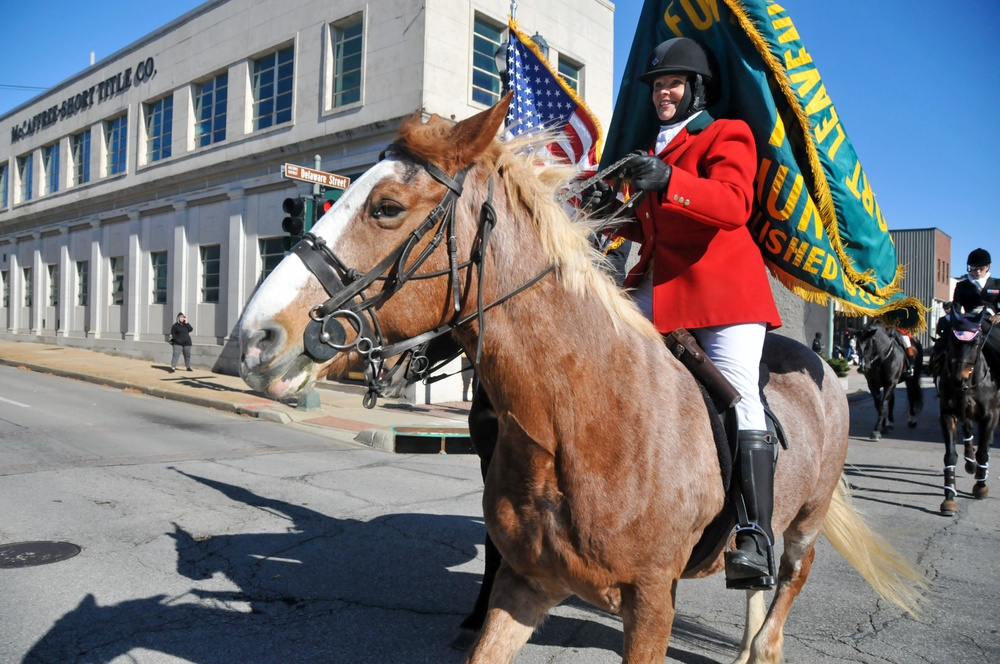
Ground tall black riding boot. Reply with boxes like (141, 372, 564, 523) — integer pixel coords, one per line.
(725, 429, 777, 590)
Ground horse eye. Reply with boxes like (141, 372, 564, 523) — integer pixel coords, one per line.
(371, 200, 405, 219)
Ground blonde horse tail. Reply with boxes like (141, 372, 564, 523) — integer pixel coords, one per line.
(821, 477, 927, 616)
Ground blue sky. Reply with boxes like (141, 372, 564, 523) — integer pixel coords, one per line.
(2, 1, 997, 278)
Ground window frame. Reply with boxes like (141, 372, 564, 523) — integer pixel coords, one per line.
(259, 237, 285, 282)
(17, 152, 33, 203)
(200, 244, 221, 303)
(150, 251, 168, 304)
(144, 95, 174, 163)
(23, 267, 32, 307)
(558, 57, 582, 93)
(77, 260, 89, 306)
(330, 15, 363, 110)
(471, 15, 504, 107)
(252, 45, 295, 131)
(105, 113, 129, 176)
(193, 71, 229, 148)
(47, 264, 59, 307)
(110, 256, 125, 305)
(42, 142, 60, 196)
(71, 130, 91, 186)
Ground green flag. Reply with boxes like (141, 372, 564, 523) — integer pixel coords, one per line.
(603, 0, 925, 330)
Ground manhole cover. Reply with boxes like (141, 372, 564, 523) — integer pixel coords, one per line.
(0, 541, 81, 568)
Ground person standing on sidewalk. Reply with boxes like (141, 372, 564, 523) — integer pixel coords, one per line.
(169, 313, 194, 373)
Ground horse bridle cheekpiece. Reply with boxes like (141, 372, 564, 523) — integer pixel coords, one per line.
(290, 144, 551, 408)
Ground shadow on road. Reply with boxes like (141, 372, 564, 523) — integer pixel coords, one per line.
(23, 471, 638, 663)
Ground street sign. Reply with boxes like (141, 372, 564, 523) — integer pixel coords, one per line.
(281, 163, 350, 189)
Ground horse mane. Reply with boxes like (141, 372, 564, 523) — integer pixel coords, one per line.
(396, 112, 659, 341)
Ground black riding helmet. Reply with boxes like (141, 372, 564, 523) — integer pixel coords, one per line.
(967, 248, 991, 269)
(639, 38, 714, 124)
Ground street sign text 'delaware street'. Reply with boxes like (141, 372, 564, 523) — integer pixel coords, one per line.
(282, 163, 351, 189)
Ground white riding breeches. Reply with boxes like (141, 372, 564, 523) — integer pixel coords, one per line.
(632, 279, 768, 430)
(690, 323, 768, 431)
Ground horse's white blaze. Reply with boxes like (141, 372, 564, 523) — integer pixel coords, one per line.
(240, 160, 399, 332)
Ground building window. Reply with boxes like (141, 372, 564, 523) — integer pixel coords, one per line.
(252, 45, 294, 131)
(0, 164, 7, 208)
(194, 72, 228, 147)
(48, 264, 59, 307)
(23, 267, 32, 307)
(558, 58, 582, 93)
(106, 114, 128, 175)
(332, 17, 363, 108)
(144, 96, 173, 162)
(43, 143, 60, 195)
(259, 237, 285, 281)
(151, 251, 168, 304)
(77, 261, 89, 306)
(200, 244, 220, 303)
(110, 256, 125, 305)
(472, 16, 503, 106)
(72, 130, 91, 186)
(1, 270, 8, 308)
(17, 153, 33, 202)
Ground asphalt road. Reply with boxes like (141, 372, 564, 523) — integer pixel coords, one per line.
(1, 367, 998, 663)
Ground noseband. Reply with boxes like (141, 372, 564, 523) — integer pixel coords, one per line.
(290, 144, 552, 407)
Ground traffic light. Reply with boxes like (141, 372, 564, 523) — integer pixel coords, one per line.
(313, 187, 344, 224)
(281, 197, 311, 250)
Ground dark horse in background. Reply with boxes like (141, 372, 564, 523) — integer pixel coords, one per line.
(937, 311, 999, 516)
(857, 320, 924, 440)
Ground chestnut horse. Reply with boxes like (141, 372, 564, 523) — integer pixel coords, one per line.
(238, 95, 923, 663)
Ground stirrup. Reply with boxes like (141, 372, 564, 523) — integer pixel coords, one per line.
(724, 524, 776, 590)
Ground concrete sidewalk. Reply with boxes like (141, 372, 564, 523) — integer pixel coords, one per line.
(0, 339, 472, 452)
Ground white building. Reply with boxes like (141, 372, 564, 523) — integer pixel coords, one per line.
(0, 0, 615, 375)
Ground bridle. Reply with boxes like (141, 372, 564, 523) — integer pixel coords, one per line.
(289, 144, 552, 407)
(858, 328, 890, 375)
(945, 312, 992, 391)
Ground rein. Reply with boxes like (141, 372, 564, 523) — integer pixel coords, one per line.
(290, 144, 553, 408)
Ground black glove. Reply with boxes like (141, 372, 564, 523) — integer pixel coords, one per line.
(623, 151, 671, 192)
(580, 180, 616, 214)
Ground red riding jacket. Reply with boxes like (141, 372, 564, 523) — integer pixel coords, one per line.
(620, 112, 781, 333)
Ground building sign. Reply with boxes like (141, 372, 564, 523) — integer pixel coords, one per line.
(282, 163, 351, 189)
(10, 57, 157, 144)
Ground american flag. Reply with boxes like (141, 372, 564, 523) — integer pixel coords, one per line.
(504, 20, 602, 176)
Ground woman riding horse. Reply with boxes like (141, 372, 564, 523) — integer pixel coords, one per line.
(952, 248, 1000, 381)
(590, 37, 782, 590)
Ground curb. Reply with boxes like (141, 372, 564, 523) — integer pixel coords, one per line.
(0, 357, 253, 417)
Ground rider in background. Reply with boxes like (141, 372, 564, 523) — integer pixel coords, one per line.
(590, 37, 782, 590)
(893, 328, 917, 378)
(951, 248, 1000, 383)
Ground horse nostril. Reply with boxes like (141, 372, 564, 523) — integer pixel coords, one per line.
(243, 325, 285, 364)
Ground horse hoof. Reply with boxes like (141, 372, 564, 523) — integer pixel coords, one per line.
(870, 432, 881, 441)
(908, 421, 917, 428)
(965, 461, 977, 475)
(449, 627, 478, 651)
(973, 483, 989, 500)
(940, 499, 958, 516)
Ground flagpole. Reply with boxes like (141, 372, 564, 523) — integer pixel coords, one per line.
(510, 0, 516, 21)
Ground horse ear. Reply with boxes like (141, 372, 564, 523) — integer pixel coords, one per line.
(449, 91, 513, 165)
